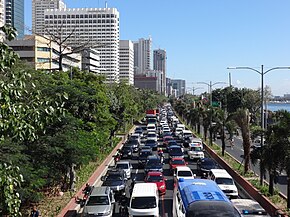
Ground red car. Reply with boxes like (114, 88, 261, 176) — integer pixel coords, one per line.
(144, 171, 167, 195)
(163, 136, 174, 146)
(169, 157, 188, 174)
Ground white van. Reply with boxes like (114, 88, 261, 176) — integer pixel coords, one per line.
(209, 169, 238, 198)
(147, 124, 156, 133)
(129, 183, 159, 217)
(187, 142, 204, 160)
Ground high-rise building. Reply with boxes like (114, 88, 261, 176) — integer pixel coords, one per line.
(171, 79, 186, 97)
(32, 0, 66, 35)
(153, 49, 166, 94)
(119, 40, 134, 85)
(5, 0, 24, 38)
(0, 0, 5, 41)
(133, 37, 151, 75)
(43, 7, 120, 83)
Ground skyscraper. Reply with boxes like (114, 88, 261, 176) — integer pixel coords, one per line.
(171, 79, 186, 97)
(43, 7, 120, 83)
(133, 37, 151, 75)
(32, 0, 66, 35)
(0, 0, 4, 41)
(153, 49, 166, 94)
(119, 40, 134, 85)
(5, 0, 24, 38)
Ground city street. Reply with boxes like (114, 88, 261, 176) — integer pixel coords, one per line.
(213, 134, 288, 197)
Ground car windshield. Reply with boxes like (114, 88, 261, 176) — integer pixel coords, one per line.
(116, 164, 129, 169)
(191, 147, 202, 151)
(216, 178, 234, 185)
(87, 196, 109, 206)
(201, 160, 215, 168)
(147, 159, 160, 166)
(139, 151, 151, 157)
(178, 171, 192, 177)
(131, 197, 157, 209)
(172, 159, 185, 165)
(147, 134, 156, 138)
(106, 174, 123, 180)
(147, 175, 163, 182)
(146, 140, 156, 145)
(123, 147, 132, 151)
(169, 148, 183, 155)
(164, 137, 173, 141)
(184, 133, 192, 137)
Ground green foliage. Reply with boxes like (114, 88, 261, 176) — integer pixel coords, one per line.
(0, 163, 23, 216)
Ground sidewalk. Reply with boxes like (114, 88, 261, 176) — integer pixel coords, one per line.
(58, 127, 136, 217)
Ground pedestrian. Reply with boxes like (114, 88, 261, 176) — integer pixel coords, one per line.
(30, 205, 41, 217)
(229, 137, 234, 149)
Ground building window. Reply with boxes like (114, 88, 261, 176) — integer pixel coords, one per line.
(37, 58, 50, 63)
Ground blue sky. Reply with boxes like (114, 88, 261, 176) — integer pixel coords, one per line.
(25, 0, 290, 95)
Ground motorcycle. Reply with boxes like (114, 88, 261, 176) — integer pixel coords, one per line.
(114, 153, 122, 164)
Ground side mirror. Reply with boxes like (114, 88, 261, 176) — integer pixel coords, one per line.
(101, 176, 105, 181)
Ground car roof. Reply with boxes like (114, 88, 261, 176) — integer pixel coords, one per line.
(183, 130, 192, 133)
(210, 169, 232, 178)
(171, 157, 185, 161)
(176, 166, 191, 171)
(231, 199, 269, 216)
(169, 145, 181, 149)
(116, 161, 130, 165)
(147, 155, 159, 160)
(147, 171, 163, 176)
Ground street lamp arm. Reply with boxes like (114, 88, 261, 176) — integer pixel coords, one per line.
(264, 66, 290, 75)
(227, 66, 261, 75)
(196, 82, 210, 87)
(212, 82, 227, 87)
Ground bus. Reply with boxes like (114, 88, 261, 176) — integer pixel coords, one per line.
(173, 178, 242, 217)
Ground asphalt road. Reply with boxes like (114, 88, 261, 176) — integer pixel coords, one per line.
(213, 134, 288, 197)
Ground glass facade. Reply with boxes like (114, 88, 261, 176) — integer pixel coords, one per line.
(6, 0, 24, 38)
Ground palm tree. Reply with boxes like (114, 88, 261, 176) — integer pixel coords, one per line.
(230, 108, 251, 174)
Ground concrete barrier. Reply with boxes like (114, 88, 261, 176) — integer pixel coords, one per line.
(204, 143, 288, 217)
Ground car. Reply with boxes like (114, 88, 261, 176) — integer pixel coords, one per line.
(115, 161, 132, 179)
(125, 139, 140, 152)
(174, 127, 183, 137)
(101, 169, 127, 195)
(129, 133, 141, 144)
(168, 145, 184, 159)
(144, 171, 167, 195)
(231, 199, 269, 217)
(120, 145, 133, 159)
(134, 127, 143, 137)
(163, 135, 174, 146)
(144, 155, 163, 174)
(83, 186, 115, 217)
(169, 157, 188, 173)
(174, 166, 195, 183)
(197, 158, 219, 177)
(138, 149, 153, 168)
(145, 139, 158, 151)
(187, 142, 204, 160)
(147, 132, 158, 142)
(139, 145, 152, 152)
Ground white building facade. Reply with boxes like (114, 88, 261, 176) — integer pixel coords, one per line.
(133, 37, 151, 75)
(32, 0, 66, 35)
(43, 7, 120, 83)
(0, 0, 5, 41)
(119, 40, 134, 85)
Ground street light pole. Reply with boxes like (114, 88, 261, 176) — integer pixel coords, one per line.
(227, 65, 290, 185)
(197, 81, 227, 145)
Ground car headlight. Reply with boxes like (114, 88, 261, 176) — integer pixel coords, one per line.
(103, 210, 111, 216)
(160, 185, 165, 189)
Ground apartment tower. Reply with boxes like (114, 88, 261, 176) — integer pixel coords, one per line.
(153, 49, 166, 94)
(0, 0, 4, 41)
(5, 0, 24, 38)
(32, 0, 66, 35)
(42, 7, 120, 82)
(133, 37, 151, 75)
(119, 40, 134, 85)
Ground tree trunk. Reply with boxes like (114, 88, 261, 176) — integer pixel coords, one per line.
(197, 124, 200, 134)
(221, 129, 226, 156)
(203, 127, 207, 141)
(209, 128, 213, 145)
(269, 171, 274, 195)
(241, 129, 251, 174)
